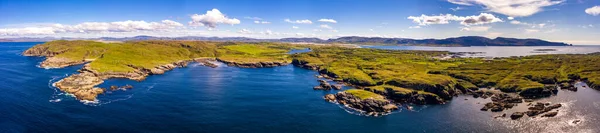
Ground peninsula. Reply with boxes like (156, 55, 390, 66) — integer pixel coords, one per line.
(24, 40, 598, 118)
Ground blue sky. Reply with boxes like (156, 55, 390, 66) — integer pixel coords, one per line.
(1, 0, 599, 44)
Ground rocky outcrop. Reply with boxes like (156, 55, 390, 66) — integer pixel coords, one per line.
(314, 79, 333, 90)
(39, 57, 87, 68)
(217, 58, 289, 68)
(334, 92, 398, 116)
(23, 46, 66, 57)
(511, 112, 525, 120)
(324, 94, 336, 102)
(480, 91, 522, 112)
(525, 102, 562, 117)
(559, 82, 577, 91)
(53, 72, 105, 101)
(292, 59, 320, 70)
(53, 60, 197, 101)
(194, 58, 218, 68)
(519, 86, 558, 98)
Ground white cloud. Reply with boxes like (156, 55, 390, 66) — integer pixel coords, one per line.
(313, 29, 322, 32)
(285, 19, 312, 24)
(0, 27, 56, 36)
(538, 23, 546, 28)
(586, 6, 600, 16)
(254, 21, 271, 24)
(0, 20, 184, 36)
(409, 26, 422, 29)
(244, 16, 262, 20)
(525, 29, 540, 33)
(450, 7, 463, 11)
(319, 24, 332, 29)
(510, 20, 525, 25)
(460, 13, 503, 26)
(460, 26, 491, 32)
(238, 29, 252, 34)
(189, 9, 240, 28)
(407, 13, 502, 26)
(507, 17, 514, 20)
(447, 0, 564, 17)
(292, 26, 299, 29)
(295, 33, 305, 36)
(331, 30, 339, 33)
(318, 19, 337, 23)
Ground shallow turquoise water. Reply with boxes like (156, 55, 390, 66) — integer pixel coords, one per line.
(1, 42, 600, 132)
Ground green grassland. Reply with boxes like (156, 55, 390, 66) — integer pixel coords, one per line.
(345, 89, 386, 101)
(31, 40, 299, 73)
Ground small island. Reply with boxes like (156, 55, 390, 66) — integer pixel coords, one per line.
(24, 40, 599, 118)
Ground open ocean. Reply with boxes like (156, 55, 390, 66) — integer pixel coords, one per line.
(2, 42, 600, 132)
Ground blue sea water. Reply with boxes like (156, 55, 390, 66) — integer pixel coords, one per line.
(2, 42, 600, 132)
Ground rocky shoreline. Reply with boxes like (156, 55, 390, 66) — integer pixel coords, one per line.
(217, 58, 290, 68)
(27, 50, 222, 101)
(324, 92, 398, 116)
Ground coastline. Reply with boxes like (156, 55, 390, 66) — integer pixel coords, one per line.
(22, 40, 600, 118)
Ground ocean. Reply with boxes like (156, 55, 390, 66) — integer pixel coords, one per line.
(1, 42, 600, 132)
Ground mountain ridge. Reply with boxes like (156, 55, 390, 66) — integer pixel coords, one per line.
(0, 36, 572, 46)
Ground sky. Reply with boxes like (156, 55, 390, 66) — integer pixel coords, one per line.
(0, 0, 599, 45)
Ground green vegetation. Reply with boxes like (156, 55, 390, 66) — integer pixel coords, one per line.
(216, 43, 295, 63)
(29, 40, 600, 100)
(344, 89, 386, 101)
(30, 40, 298, 73)
(292, 47, 481, 99)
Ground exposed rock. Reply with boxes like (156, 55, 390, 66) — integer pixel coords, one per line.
(324, 94, 336, 102)
(511, 112, 525, 120)
(194, 58, 218, 68)
(333, 85, 343, 90)
(559, 82, 577, 91)
(519, 86, 558, 98)
(292, 59, 320, 70)
(150, 68, 165, 75)
(217, 58, 289, 68)
(313, 86, 326, 90)
(53, 72, 104, 101)
(40, 57, 87, 68)
(542, 111, 558, 117)
(335, 92, 398, 115)
(110, 85, 118, 91)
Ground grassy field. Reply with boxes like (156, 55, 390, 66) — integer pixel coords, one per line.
(30, 40, 298, 73)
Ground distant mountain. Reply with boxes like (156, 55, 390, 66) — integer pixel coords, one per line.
(0, 35, 571, 46)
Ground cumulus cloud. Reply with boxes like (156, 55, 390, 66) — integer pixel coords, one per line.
(319, 24, 333, 29)
(507, 17, 514, 20)
(586, 6, 600, 16)
(460, 13, 503, 26)
(285, 19, 312, 24)
(407, 13, 502, 26)
(254, 21, 271, 24)
(189, 9, 240, 28)
(447, 0, 564, 17)
(318, 19, 337, 23)
(461, 26, 491, 32)
(0, 20, 184, 36)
